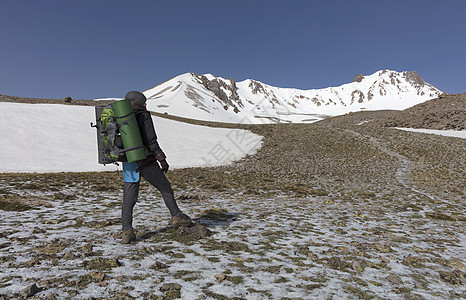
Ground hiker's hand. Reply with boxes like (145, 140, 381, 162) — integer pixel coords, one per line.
(160, 159, 169, 173)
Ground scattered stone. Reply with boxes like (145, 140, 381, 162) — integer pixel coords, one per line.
(63, 251, 76, 260)
(386, 274, 403, 285)
(439, 269, 465, 285)
(88, 271, 106, 282)
(214, 274, 227, 283)
(44, 219, 58, 224)
(447, 258, 465, 270)
(23, 258, 40, 267)
(160, 282, 182, 291)
(386, 233, 405, 242)
(342, 248, 350, 255)
(327, 256, 349, 270)
(401, 254, 424, 268)
(82, 258, 121, 270)
(373, 242, 392, 253)
(32, 227, 46, 234)
(380, 256, 390, 264)
(80, 243, 93, 254)
(150, 261, 169, 270)
(39, 280, 49, 287)
(308, 253, 319, 261)
(425, 211, 456, 221)
(175, 224, 212, 239)
(352, 260, 363, 272)
(20, 283, 41, 298)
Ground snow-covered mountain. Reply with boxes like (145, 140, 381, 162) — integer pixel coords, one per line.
(143, 70, 442, 124)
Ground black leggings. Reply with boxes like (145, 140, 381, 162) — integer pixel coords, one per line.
(121, 163, 181, 231)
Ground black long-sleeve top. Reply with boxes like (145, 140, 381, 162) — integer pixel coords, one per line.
(134, 109, 166, 160)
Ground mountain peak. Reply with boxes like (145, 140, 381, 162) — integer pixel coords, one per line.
(143, 70, 442, 124)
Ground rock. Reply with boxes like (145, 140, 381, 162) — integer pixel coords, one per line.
(404, 71, 425, 85)
(160, 282, 182, 291)
(401, 254, 424, 268)
(150, 261, 168, 270)
(63, 251, 76, 260)
(20, 283, 41, 298)
(32, 227, 46, 234)
(354, 73, 364, 82)
(386, 233, 404, 242)
(23, 258, 40, 267)
(342, 248, 350, 255)
(447, 258, 465, 270)
(175, 224, 212, 239)
(214, 274, 227, 283)
(327, 256, 349, 270)
(439, 269, 466, 285)
(88, 271, 105, 281)
(380, 256, 390, 264)
(373, 242, 392, 253)
(386, 274, 403, 285)
(352, 260, 363, 272)
(439, 92, 447, 98)
(82, 258, 121, 270)
(308, 253, 319, 261)
(39, 280, 49, 287)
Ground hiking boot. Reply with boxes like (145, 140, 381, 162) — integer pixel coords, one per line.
(170, 213, 194, 227)
(121, 228, 136, 244)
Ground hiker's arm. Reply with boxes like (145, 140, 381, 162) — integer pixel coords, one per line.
(141, 113, 166, 160)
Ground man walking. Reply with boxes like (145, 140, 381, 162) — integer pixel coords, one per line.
(121, 91, 192, 244)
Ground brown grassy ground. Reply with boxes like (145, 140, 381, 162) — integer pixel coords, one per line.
(0, 96, 465, 299)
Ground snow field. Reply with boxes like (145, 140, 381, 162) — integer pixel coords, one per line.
(0, 102, 262, 173)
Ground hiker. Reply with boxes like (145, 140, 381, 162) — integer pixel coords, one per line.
(121, 91, 192, 244)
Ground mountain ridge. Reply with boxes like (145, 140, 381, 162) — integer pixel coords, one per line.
(143, 70, 442, 124)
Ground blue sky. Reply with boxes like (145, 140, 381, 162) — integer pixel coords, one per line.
(1, 0, 465, 99)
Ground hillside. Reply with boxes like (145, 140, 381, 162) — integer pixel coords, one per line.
(316, 93, 466, 130)
(369, 93, 466, 130)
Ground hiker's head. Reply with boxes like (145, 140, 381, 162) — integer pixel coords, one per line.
(125, 91, 147, 108)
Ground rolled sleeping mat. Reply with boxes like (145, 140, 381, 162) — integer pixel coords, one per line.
(112, 99, 147, 162)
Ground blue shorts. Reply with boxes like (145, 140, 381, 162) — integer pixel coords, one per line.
(122, 161, 140, 182)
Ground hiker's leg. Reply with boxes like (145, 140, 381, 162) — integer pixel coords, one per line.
(140, 164, 182, 217)
(122, 181, 140, 231)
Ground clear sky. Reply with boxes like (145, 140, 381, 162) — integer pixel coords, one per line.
(1, 0, 465, 99)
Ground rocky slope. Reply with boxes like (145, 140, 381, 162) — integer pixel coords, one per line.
(315, 93, 466, 130)
(368, 93, 466, 130)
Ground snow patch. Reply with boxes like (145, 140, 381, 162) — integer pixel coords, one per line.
(0, 102, 262, 173)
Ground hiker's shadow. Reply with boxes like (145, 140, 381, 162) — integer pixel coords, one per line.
(138, 211, 240, 241)
(193, 210, 240, 228)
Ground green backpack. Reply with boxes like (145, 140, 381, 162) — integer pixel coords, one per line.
(91, 101, 146, 165)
